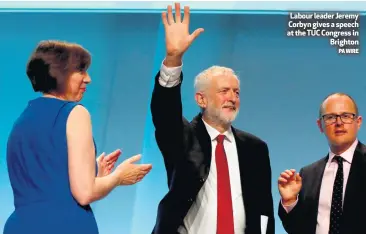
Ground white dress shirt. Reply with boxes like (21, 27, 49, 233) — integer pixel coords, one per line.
(282, 139, 358, 234)
(159, 61, 246, 233)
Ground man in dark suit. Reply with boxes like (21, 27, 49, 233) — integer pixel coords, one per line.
(150, 3, 274, 234)
(278, 92, 365, 234)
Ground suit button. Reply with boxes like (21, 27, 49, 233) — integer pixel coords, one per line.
(188, 198, 193, 202)
(200, 178, 205, 183)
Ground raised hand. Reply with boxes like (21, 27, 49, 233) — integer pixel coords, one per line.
(278, 169, 302, 205)
(96, 149, 121, 177)
(162, 3, 204, 63)
(113, 154, 152, 185)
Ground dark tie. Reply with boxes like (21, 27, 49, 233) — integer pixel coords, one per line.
(215, 135, 234, 234)
(329, 155, 344, 234)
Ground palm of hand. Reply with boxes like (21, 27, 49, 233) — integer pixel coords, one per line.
(279, 180, 302, 200)
(165, 24, 191, 56)
(114, 154, 152, 185)
(97, 160, 110, 177)
(162, 3, 204, 57)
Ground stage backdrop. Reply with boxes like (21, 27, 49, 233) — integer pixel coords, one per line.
(0, 11, 365, 234)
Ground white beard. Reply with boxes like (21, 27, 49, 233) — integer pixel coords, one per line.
(205, 102, 239, 126)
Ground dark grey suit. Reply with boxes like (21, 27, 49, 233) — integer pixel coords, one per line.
(279, 141, 366, 234)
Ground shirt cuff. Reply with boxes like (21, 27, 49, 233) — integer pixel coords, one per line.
(281, 197, 298, 213)
(158, 59, 183, 88)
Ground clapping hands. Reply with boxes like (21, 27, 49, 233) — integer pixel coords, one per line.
(97, 149, 121, 177)
(97, 149, 152, 185)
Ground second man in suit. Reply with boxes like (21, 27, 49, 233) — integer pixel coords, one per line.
(150, 3, 275, 234)
(278, 92, 366, 234)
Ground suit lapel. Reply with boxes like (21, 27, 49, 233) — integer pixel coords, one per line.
(191, 114, 212, 178)
(231, 128, 255, 229)
(310, 156, 328, 217)
(231, 128, 249, 196)
(343, 142, 366, 219)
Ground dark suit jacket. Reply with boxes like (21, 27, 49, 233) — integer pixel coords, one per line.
(278, 141, 366, 234)
(150, 71, 275, 234)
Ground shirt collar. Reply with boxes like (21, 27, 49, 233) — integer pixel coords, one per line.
(201, 118, 235, 143)
(328, 139, 358, 164)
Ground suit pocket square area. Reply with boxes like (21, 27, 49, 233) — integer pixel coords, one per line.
(260, 215, 268, 234)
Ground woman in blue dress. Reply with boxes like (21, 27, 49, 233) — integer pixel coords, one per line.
(4, 40, 152, 234)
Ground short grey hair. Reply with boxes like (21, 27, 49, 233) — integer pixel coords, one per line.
(194, 65, 239, 93)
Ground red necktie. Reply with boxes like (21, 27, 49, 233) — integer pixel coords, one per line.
(215, 134, 234, 234)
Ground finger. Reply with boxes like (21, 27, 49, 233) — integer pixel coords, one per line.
(296, 173, 302, 182)
(280, 172, 291, 179)
(278, 177, 288, 184)
(284, 169, 294, 176)
(167, 5, 174, 24)
(97, 152, 105, 162)
(174, 2, 181, 22)
(189, 28, 204, 43)
(106, 156, 117, 164)
(161, 12, 168, 27)
(135, 168, 152, 178)
(125, 154, 142, 164)
(138, 164, 153, 171)
(136, 172, 148, 182)
(111, 149, 122, 157)
(182, 6, 190, 24)
(106, 149, 121, 161)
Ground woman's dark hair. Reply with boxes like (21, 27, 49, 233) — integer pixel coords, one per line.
(26, 40, 91, 93)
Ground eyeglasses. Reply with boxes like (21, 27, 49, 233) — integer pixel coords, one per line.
(322, 113, 357, 125)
